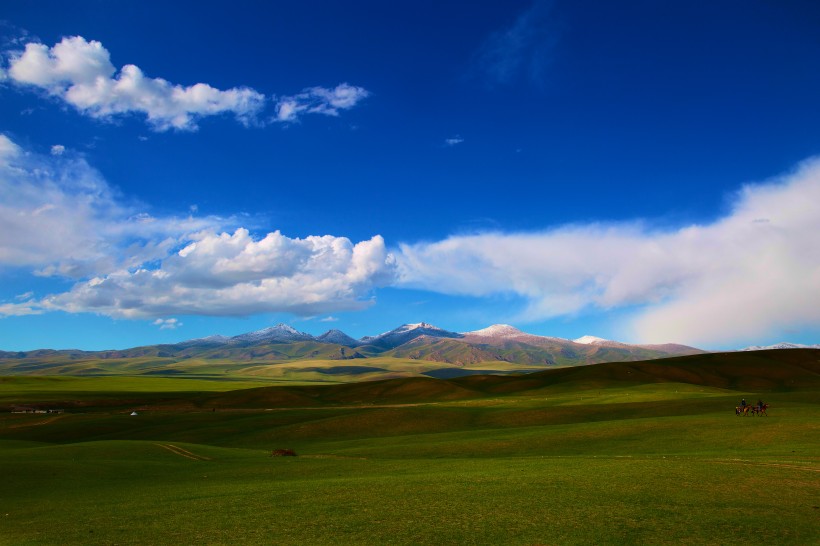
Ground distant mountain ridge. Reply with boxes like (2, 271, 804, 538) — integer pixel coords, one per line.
(741, 342, 820, 351)
(0, 322, 706, 369)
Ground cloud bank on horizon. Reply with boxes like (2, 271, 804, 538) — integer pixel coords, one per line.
(4, 36, 369, 130)
(1, 132, 818, 347)
(397, 158, 820, 345)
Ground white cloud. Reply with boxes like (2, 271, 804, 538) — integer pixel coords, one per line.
(444, 136, 464, 147)
(37, 230, 396, 318)
(320, 316, 339, 322)
(154, 318, 182, 330)
(0, 301, 41, 316)
(0, 133, 224, 278)
(397, 158, 820, 346)
(50, 144, 65, 155)
(7, 36, 265, 131)
(274, 83, 370, 123)
(0, 134, 21, 165)
(0, 135, 396, 320)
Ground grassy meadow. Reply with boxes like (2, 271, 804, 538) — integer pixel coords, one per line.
(1, 350, 818, 544)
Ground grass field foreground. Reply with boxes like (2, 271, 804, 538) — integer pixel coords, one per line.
(1, 351, 818, 544)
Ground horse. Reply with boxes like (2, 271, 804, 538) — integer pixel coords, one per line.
(735, 405, 752, 416)
(752, 403, 769, 416)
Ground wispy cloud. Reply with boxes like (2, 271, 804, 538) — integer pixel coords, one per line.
(0, 134, 222, 278)
(397, 159, 820, 346)
(274, 83, 370, 123)
(474, 0, 559, 86)
(0, 135, 396, 319)
(444, 136, 464, 147)
(4, 36, 370, 131)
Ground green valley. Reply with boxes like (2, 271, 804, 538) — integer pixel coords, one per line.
(1, 349, 818, 544)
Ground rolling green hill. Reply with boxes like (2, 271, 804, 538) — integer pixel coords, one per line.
(1, 349, 818, 544)
(4, 349, 817, 412)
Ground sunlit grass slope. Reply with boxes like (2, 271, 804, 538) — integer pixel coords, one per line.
(0, 349, 818, 544)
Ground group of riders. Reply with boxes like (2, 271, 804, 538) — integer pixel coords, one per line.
(736, 398, 768, 416)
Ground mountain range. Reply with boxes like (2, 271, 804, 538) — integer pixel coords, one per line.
(741, 342, 820, 351)
(0, 322, 706, 367)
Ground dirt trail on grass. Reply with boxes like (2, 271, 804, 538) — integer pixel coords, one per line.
(7, 415, 64, 428)
(714, 459, 820, 473)
(155, 443, 211, 461)
(301, 454, 368, 460)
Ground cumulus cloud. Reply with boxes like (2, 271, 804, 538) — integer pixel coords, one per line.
(0, 135, 396, 319)
(50, 144, 65, 155)
(274, 83, 370, 123)
(37, 230, 396, 318)
(397, 159, 820, 346)
(6, 36, 265, 131)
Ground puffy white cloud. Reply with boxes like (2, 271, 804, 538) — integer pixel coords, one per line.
(154, 318, 182, 330)
(397, 159, 820, 346)
(50, 144, 65, 156)
(38, 230, 396, 318)
(5, 36, 371, 131)
(274, 83, 370, 123)
(9, 37, 115, 86)
(0, 135, 396, 319)
(7, 36, 265, 131)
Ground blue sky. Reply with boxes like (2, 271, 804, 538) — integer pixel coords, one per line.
(2, 0, 820, 351)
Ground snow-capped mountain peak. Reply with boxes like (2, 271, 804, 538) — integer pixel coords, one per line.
(466, 324, 524, 338)
(398, 322, 442, 332)
(189, 334, 230, 343)
(361, 322, 462, 348)
(741, 342, 820, 351)
(573, 335, 610, 345)
(229, 323, 313, 344)
(317, 329, 360, 347)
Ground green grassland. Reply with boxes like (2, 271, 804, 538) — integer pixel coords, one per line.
(0, 350, 818, 544)
(0, 353, 537, 385)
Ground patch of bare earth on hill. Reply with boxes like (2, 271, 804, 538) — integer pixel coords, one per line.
(155, 443, 211, 461)
(711, 458, 820, 473)
(300, 454, 368, 460)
